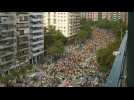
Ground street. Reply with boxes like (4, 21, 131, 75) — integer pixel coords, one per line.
(1, 28, 115, 87)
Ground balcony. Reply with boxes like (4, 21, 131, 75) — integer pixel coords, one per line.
(31, 24, 43, 27)
(31, 35, 44, 39)
(0, 37, 15, 41)
(0, 43, 16, 51)
(17, 24, 29, 29)
(32, 45, 44, 51)
(0, 57, 15, 65)
(104, 31, 128, 87)
(32, 40, 44, 45)
(17, 47, 29, 52)
(30, 18, 42, 22)
(31, 29, 43, 33)
(0, 52, 14, 58)
(32, 50, 44, 57)
(0, 28, 15, 32)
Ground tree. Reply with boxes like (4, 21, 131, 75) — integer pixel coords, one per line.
(54, 30, 67, 44)
(96, 40, 120, 73)
(47, 40, 64, 55)
(76, 19, 92, 42)
(96, 47, 114, 73)
(44, 26, 67, 56)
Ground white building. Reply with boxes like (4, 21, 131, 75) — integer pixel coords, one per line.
(43, 12, 80, 38)
(80, 12, 87, 19)
(0, 12, 16, 71)
(111, 12, 121, 21)
(29, 12, 44, 64)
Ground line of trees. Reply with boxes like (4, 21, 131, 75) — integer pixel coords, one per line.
(96, 19, 128, 73)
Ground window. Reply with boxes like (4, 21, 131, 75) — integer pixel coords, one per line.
(0, 18, 1, 23)
(3, 18, 7, 22)
(25, 16, 28, 20)
(54, 19, 56, 24)
(19, 30, 24, 35)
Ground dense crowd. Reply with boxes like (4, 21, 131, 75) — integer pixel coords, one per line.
(92, 28, 115, 50)
(25, 28, 115, 87)
(0, 28, 115, 87)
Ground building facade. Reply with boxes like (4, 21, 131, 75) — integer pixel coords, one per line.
(29, 12, 44, 64)
(121, 12, 128, 24)
(81, 12, 121, 21)
(44, 12, 80, 38)
(0, 12, 16, 71)
(16, 13, 31, 66)
(80, 12, 99, 21)
(0, 12, 45, 71)
(87, 12, 98, 21)
(111, 12, 121, 21)
(102, 12, 111, 20)
(80, 12, 87, 19)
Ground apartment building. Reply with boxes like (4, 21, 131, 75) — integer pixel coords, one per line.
(44, 12, 80, 38)
(97, 12, 111, 20)
(81, 12, 127, 22)
(0, 12, 16, 71)
(121, 12, 128, 24)
(80, 12, 87, 19)
(16, 12, 45, 65)
(29, 12, 44, 64)
(80, 12, 98, 21)
(111, 12, 121, 21)
(100, 12, 128, 22)
(87, 12, 98, 21)
(16, 13, 30, 66)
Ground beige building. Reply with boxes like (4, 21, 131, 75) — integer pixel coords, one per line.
(81, 12, 128, 22)
(81, 12, 112, 21)
(44, 12, 80, 38)
(121, 12, 128, 24)
(87, 12, 98, 21)
(101, 12, 112, 20)
(16, 12, 31, 65)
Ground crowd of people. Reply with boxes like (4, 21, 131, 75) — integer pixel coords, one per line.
(1, 28, 115, 87)
(26, 28, 115, 87)
(92, 28, 115, 50)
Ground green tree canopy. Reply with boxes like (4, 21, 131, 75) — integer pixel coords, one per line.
(76, 19, 92, 42)
(44, 25, 67, 55)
